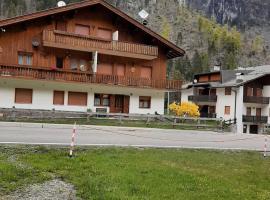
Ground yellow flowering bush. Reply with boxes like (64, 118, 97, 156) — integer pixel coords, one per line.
(169, 101, 200, 117)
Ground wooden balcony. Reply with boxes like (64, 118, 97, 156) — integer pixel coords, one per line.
(243, 96, 270, 104)
(242, 115, 268, 123)
(42, 30, 158, 60)
(188, 95, 217, 102)
(0, 64, 182, 90)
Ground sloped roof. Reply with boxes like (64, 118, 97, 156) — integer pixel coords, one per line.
(0, 0, 185, 58)
(183, 65, 270, 89)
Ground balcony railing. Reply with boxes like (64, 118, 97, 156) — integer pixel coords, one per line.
(188, 95, 217, 102)
(242, 115, 268, 123)
(42, 30, 158, 60)
(0, 64, 182, 90)
(243, 96, 270, 104)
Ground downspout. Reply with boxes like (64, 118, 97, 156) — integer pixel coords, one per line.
(232, 87, 238, 124)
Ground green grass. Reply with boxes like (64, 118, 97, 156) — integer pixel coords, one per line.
(0, 117, 222, 131)
(0, 146, 270, 199)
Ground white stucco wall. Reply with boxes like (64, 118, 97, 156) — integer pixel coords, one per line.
(216, 88, 236, 121)
(0, 78, 165, 114)
(180, 88, 193, 103)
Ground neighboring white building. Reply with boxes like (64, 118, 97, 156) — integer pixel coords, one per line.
(181, 65, 270, 134)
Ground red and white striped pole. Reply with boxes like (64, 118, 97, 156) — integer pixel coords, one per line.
(264, 136, 267, 158)
(69, 122, 77, 157)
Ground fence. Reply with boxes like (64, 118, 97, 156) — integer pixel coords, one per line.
(0, 109, 224, 132)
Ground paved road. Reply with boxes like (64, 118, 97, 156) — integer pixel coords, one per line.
(0, 122, 268, 151)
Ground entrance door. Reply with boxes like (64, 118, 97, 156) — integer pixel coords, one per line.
(250, 125, 258, 134)
(115, 95, 124, 113)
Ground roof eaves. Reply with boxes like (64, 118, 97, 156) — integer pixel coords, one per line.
(0, 0, 185, 57)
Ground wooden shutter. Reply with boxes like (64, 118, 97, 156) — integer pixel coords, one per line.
(256, 88, 263, 97)
(116, 64, 125, 76)
(140, 67, 152, 79)
(247, 87, 253, 96)
(68, 92, 87, 106)
(198, 75, 208, 82)
(15, 88, 33, 104)
(97, 28, 112, 40)
(256, 108, 261, 116)
(224, 106, 230, 115)
(75, 24, 90, 36)
(53, 91, 65, 105)
(97, 63, 113, 75)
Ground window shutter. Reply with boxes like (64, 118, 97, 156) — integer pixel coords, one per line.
(140, 67, 152, 79)
(75, 24, 90, 36)
(53, 91, 65, 105)
(15, 88, 33, 104)
(68, 92, 87, 106)
(97, 28, 112, 40)
(97, 63, 113, 75)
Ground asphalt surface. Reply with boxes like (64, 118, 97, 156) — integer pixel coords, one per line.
(0, 122, 268, 151)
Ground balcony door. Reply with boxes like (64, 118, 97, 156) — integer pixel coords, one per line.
(256, 108, 261, 116)
(246, 107, 251, 116)
(210, 89, 216, 96)
(140, 67, 152, 79)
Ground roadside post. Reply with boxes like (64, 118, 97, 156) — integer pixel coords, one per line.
(69, 122, 77, 158)
(264, 136, 267, 158)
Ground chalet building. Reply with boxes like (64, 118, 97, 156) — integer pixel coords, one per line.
(181, 65, 270, 134)
(0, 0, 184, 114)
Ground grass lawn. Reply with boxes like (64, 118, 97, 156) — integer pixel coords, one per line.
(1, 146, 269, 200)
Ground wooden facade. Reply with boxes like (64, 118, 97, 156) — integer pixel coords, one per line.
(0, 0, 185, 114)
(0, 2, 184, 91)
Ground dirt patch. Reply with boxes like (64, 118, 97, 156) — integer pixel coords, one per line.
(2, 179, 78, 200)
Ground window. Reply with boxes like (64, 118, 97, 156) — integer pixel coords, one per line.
(97, 63, 113, 75)
(68, 92, 88, 106)
(56, 57, 64, 69)
(70, 58, 78, 70)
(94, 94, 110, 106)
(247, 87, 253, 96)
(225, 87, 232, 95)
(210, 89, 216, 96)
(15, 88, 33, 104)
(246, 107, 251, 116)
(53, 91, 65, 105)
(256, 88, 263, 97)
(139, 96, 151, 109)
(69, 58, 88, 71)
(140, 67, 152, 79)
(256, 108, 261, 116)
(75, 24, 90, 36)
(97, 28, 112, 40)
(224, 106, 230, 115)
(18, 52, 33, 65)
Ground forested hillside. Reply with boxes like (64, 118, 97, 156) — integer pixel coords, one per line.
(0, 0, 269, 81)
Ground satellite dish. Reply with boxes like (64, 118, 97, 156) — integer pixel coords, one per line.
(57, 1, 66, 7)
(80, 64, 87, 72)
(138, 9, 149, 20)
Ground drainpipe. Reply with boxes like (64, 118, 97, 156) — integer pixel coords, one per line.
(232, 87, 237, 123)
